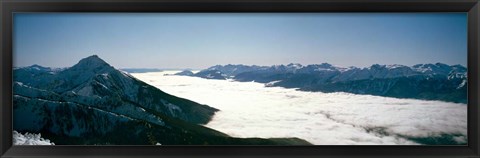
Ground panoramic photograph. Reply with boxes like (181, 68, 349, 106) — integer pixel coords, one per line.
(12, 13, 467, 145)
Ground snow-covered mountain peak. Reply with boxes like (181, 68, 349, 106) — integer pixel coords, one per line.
(435, 62, 450, 67)
(318, 63, 333, 67)
(29, 64, 47, 69)
(287, 63, 303, 69)
(75, 55, 110, 68)
(369, 64, 387, 70)
(386, 64, 406, 69)
(368, 64, 414, 70)
(25, 64, 52, 71)
(68, 55, 115, 73)
(207, 65, 223, 70)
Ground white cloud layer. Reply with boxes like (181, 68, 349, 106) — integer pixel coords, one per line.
(132, 71, 467, 145)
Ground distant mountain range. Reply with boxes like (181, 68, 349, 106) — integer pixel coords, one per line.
(176, 63, 467, 103)
(121, 68, 193, 73)
(120, 68, 163, 73)
(13, 55, 310, 145)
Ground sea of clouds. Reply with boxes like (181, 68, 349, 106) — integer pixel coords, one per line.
(132, 71, 467, 145)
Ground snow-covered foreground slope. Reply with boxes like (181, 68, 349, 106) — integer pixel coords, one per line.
(132, 71, 467, 145)
(13, 131, 55, 145)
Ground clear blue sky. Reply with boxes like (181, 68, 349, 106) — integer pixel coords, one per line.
(14, 13, 467, 69)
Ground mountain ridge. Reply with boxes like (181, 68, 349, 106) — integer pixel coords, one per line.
(13, 55, 311, 145)
(176, 62, 467, 103)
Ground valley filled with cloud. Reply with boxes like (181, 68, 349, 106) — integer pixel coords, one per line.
(132, 71, 467, 145)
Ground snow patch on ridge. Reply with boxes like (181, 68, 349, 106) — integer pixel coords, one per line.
(13, 131, 55, 145)
(265, 80, 282, 87)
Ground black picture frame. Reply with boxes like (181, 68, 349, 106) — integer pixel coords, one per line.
(1, 0, 479, 157)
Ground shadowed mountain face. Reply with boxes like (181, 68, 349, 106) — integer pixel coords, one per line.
(182, 63, 467, 103)
(13, 55, 311, 145)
